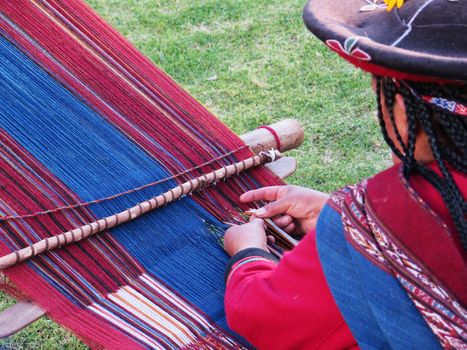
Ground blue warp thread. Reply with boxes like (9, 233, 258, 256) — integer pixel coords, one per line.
(0, 35, 232, 329)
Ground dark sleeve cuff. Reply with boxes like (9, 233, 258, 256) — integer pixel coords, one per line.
(225, 248, 279, 282)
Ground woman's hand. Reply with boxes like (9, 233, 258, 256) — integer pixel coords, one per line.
(240, 185, 329, 236)
(224, 218, 269, 257)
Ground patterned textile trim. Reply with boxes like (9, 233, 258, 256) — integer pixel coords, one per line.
(338, 181, 392, 275)
(398, 80, 467, 118)
(224, 247, 278, 282)
(327, 185, 351, 213)
(226, 257, 277, 286)
(421, 96, 467, 117)
(329, 183, 467, 349)
(397, 167, 450, 232)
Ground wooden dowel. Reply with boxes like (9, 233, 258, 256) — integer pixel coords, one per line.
(264, 157, 297, 179)
(0, 300, 44, 338)
(0, 150, 280, 270)
(240, 119, 304, 154)
(245, 209, 299, 250)
(263, 218, 299, 248)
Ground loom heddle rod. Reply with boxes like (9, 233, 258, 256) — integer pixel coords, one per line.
(0, 150, 280, 270)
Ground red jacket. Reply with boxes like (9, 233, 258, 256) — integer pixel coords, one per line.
(224, 229, 358, 349)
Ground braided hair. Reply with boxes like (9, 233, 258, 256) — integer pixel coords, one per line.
(375, 77, 467, 250)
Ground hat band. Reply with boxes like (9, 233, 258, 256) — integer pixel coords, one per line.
(397, 80, 467, 117)
(420, 96, 467, 117)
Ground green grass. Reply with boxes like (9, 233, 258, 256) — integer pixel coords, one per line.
(0, 0, 390, 348)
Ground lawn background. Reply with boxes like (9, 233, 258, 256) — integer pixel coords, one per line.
(0, 0, 390, 348)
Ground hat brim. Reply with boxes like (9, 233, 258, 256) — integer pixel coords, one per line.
(303, 0, 467, 82)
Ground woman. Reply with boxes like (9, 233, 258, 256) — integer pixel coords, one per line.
(223, 0, 467, 349)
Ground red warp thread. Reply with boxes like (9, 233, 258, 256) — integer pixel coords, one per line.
(258, 125, 281, 152)
(0, 1, 287, 348)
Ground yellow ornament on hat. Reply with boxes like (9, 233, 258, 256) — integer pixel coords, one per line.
(384, 0, 405, 11)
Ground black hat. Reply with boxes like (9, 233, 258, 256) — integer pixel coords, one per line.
(303, 0, 467, 82)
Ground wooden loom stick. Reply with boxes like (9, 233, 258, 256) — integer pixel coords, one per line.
(264, 157, 297, 179)
(240, 118, 302, 179)
(0, 150, 280, 271)
(264, 218, 299, 249)
(240, 119, 304, 154)
(0, 301, 44, 338)
(244, 209, 299, 250)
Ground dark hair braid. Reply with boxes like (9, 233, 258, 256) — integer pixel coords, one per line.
(398, 85, 418, 175)
(375, 77, 467, 250)
(375, 80, 404, 160)
(383, 81, 410, 157)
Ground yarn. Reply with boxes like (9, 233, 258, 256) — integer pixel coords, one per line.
(0, 1, 282, 348)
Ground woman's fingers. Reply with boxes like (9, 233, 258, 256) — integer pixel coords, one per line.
(272, 215, 293, 228)
(250, 217, 267, 229)
(223, 218, 268, 256)
(283, 222, 295, 234)
(255, 199, 291, 218)
(239, 186, 284, 203)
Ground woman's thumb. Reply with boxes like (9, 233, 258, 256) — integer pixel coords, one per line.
(255, 200, 290, 218)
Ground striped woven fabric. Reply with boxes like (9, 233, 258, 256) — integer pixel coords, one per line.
(0, 1, 282, 348)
